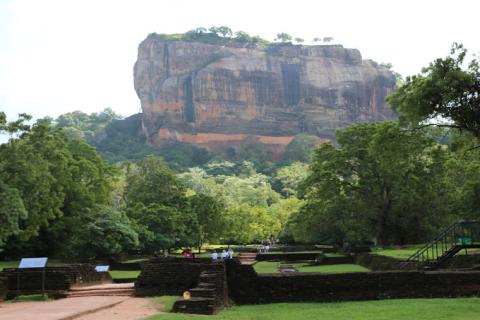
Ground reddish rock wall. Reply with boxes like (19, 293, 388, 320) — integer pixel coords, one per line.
(134, 35, 396, 152)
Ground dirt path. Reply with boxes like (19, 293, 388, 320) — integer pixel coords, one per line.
(0, 296, 129, 320)
(74, 297, 161, 320)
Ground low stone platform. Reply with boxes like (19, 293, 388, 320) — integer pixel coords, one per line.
(67, 283, 134, 298)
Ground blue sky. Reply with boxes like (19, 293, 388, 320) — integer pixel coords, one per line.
(0, 0, 479, 121)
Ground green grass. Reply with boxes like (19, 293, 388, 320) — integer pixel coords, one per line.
(109, 270, 140, 279)
(123, 258, 148, 263)
(9, 294, 50, 302)
(293, 263, 369, 273)
(260, 251, 327, 255)
(253, 261, 280, 274)
(372, 245, 424, 259)
(0, 260, 19, 270)
(253, 262, 368, 274)
(151, 296, 180, 312)
(146, 298, 480, 320)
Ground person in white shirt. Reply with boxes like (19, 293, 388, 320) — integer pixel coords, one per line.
(211, 250, 218, 261)
(227, 248, 234, 259)
(221, 249, 228, 260)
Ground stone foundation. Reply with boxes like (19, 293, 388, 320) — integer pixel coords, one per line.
(225, 259, 480, 304)
(355, 253, 404, 271)
(1, 264, 110, 299)
(135, 257, 225, 297)
(0, 276, 6, 301)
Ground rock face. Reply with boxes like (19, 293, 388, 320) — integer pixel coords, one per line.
(134, 34, 396, 153)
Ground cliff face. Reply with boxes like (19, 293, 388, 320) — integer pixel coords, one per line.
(134, 34, 396, 153)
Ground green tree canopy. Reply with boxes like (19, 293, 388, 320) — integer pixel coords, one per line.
(387, 43, 480, 138)
(275, 33, 292, 43)
(293, 121, 452, 246)
(124, 156, 196, 252)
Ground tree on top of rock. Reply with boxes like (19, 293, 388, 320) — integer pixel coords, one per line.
(275, 32, 292, 43)
(209, 26, 233, 38)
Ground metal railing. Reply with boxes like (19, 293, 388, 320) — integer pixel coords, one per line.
(399, 220, 480, 269)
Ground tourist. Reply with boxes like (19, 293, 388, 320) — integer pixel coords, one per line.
(227, 247, 234, 259)
(221, 249, 228, 260)
(265, 244, 270, 252)
(211, 250, 218, 261)
(182, 248, 192, 258)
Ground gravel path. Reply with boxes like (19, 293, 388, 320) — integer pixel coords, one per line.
(0, 295, 161, 320)
(74, 297, 161, 320)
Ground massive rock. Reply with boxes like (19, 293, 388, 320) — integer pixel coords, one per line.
(134, 34, 396, 153)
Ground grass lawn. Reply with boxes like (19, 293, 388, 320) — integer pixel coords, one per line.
(151, 296, 179, 312)
(0, 260, 19, 270)
(293, 263, 369, 273)
(253, 261, 280, 274)
(259, 251, 335, 255)
(146, 297, 480, 320)
(8, 294, 50, 302)
(372, 245, 424, 259)
(253, 262, 368, 274)
(109, 270, 141, 279)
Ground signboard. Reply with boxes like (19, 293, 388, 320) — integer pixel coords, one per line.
(95, 265, 110, 272)
(18, 257, 48, 269)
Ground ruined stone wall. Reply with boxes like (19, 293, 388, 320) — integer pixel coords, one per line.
(225, 260, 480, 304)
(1, 264, 109, 298)
(0, 276, 6, 301)
(135, 257, 225, 297)
(355, 253, 404, 271)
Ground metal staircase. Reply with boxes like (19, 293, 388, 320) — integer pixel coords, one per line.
(399, 220, 480, 270)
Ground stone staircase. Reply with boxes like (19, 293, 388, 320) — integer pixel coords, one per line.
(278, 264, 298, 273)
(238, 253, 257, 265)
(66, 283, 134, 298)
(173, 269, 227, 315)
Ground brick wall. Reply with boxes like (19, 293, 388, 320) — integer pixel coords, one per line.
(225, 259, 480, 304)
(0, 276, 6, 301)
(1, 264, 109, 298)
(355, 253, 404, 270)
(135, 257, 225, 297)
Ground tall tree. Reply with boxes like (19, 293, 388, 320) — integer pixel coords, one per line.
(190, 194, 225, 252)
(295, 121, 452, 245)
(275, 33, 292, 43)
(124, 156, 195, 253)
(387, 43, 480, 138)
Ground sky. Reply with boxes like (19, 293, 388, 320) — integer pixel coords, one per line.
(0, 0, 479, 121)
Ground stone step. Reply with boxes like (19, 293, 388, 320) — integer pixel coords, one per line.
(70, 283, 134, 292)
(66, 289, 134, 297)
(189, 288, 216, 298)
(67, 283, 135, 297)
(197, 282, 216, 289)
(173, 297, 216, 315)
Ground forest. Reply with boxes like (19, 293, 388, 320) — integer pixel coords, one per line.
(0, 44, 479, 259)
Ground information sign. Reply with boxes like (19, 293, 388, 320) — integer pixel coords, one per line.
(18, 257, 48, 269)
(95, 265, 110, 272)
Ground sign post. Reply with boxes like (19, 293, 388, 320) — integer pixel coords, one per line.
(95, 265, 110, 273)
(18, 257, 48, 298)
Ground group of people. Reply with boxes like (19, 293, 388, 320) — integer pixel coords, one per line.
(259, 239, 274, 253)
(211, 248, 234, 261)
